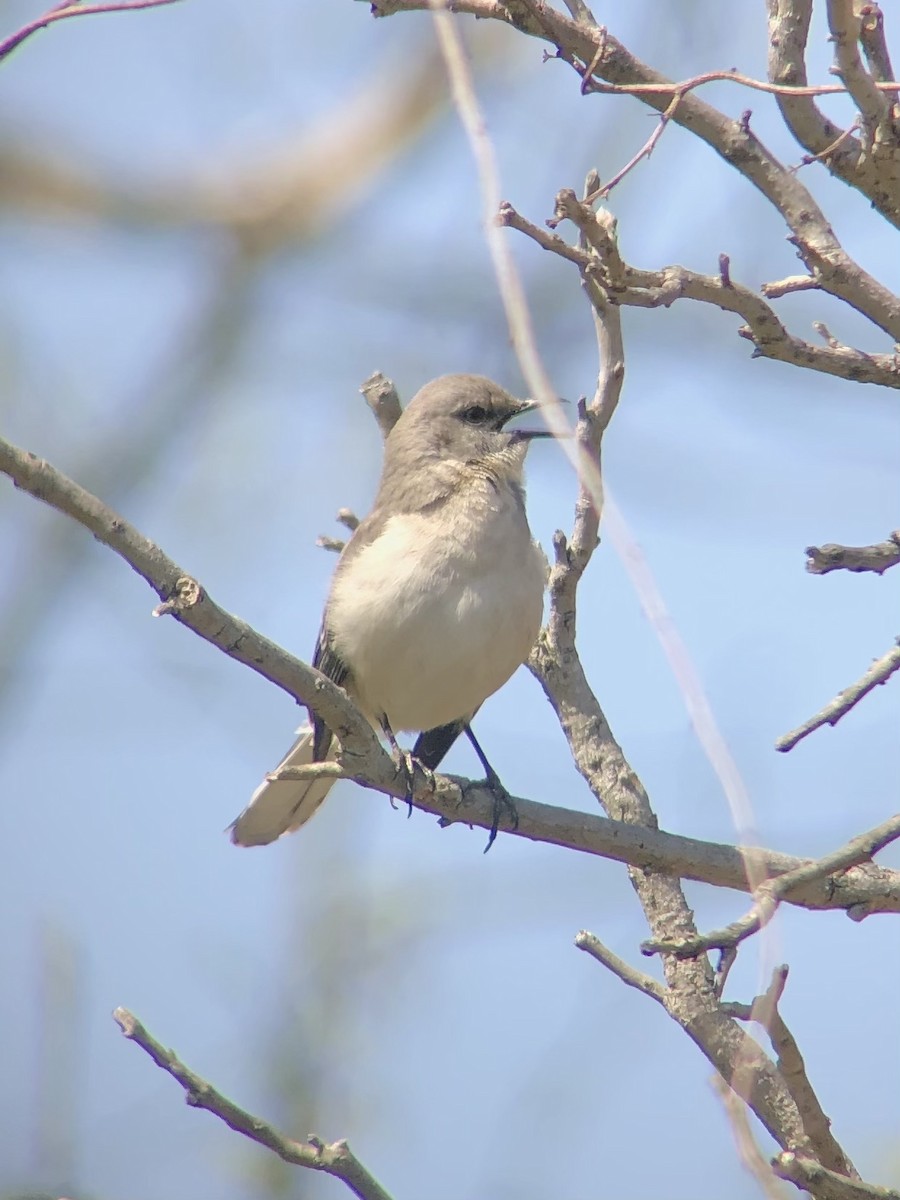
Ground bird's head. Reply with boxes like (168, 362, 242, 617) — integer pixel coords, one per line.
(384, 374, 554, 494)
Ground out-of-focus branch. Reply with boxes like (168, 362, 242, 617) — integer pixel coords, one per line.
(0, 46, 449, 257)
(0, 0, 179, 64)
(112, 1008, 395, 1200)
(723, 966, 856, 1178)
(499, 201, 900, 389)
(5, 428, 900, 913)
(0, 252, 256, 729)
(776, 638, 900, 752)
(0, 47, 452, 727)
(643, 813, 900, 958)
(805, 532, 900, 574)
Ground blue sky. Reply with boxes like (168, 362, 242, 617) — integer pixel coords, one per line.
(0, 3, 898, 1198)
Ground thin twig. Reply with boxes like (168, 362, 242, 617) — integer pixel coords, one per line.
(805, 532, 900, 575)
(574, 931, 667, 1003)
(0, 0, 180, 64)
(643, 813, 900, 958)
(723, 966, 856, 1177)
(585, 95, 681, 200)
(791, 118, 863, 171)
(112, 1008, 394, 1200)
(776, 638, 900, 752)
(578, 64, 900, 101)
(499, 200, 900, 390)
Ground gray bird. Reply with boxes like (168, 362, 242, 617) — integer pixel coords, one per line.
(230, 373, 553, 849)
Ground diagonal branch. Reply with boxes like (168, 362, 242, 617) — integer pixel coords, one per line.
(773, 1152, 900, 1200)
(776, 638, 900, 752)
(112, 1008, 394, 1200)
(643, 813, 900, 958)
(723, 966, 856, 1178)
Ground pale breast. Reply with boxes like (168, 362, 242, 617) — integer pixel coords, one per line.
(326, 486, 546, 733)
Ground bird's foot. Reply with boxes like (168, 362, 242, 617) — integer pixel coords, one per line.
(468, 765, 518, 853)
(386, 743, 435, 818)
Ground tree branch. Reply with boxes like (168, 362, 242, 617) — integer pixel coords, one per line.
(499, 201, 900, 389)
(776, 637, 900, 752)
(643, 813, 900, 958)
(723, 966, 856, 1178)
(574, 930, 667, 1003)
(371, 0, 900, 327)
(805, 532, 900, 575)
(112, 1008, 394, 1200)
(773, 1152, 900, 1200)
(4, 429, 900, 919)
(826, 0, 889, 136)
(0, 0, 180, 65)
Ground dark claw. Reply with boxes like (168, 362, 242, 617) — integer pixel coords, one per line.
(481, 766, 518, 853)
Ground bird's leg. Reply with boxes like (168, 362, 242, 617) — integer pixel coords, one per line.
(463, 725, 518, 852)
(380, 714, 415, 817)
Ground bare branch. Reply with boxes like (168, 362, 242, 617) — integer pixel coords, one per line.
(767, 0, 859, 165)
(805, 532, 900, 575)
(575, 931, 667, 1003)
(499, 201, 900, 389)
(360, 372, 403, 439)
(773, 1151, 900, 1199)
(586, 95, 681, 199)
(776, 638, 900, 752)
(373, 0, 900, 327)
(724, 966, 856, 1177)
(826, 0, 889, 134)
(112, 1008, 394, 1200)
(0, 432, 384, 767)
(5, 429, 900, 915)
(0, 0, 180, 65)
(859, 4, 898, 97)
(643, 813, 900, 958)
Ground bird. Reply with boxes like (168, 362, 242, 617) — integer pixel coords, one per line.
(229, 373, 553, 850)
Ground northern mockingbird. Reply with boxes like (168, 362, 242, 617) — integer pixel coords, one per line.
(230, 373, 552, 849)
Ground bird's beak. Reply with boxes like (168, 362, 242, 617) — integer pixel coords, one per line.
(505, 397, 568, 441)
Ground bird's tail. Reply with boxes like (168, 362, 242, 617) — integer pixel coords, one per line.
(229, 728, 335, 847)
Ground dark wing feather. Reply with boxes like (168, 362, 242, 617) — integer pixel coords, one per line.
(413, 720, 467, 771)
(311, 622, 351, 761)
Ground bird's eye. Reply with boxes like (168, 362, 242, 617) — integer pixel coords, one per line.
(460, 405, 490, 425)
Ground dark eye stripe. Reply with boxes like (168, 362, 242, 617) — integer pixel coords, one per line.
(461, 405, 490, 424)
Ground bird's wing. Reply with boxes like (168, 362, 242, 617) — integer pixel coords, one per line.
(412, 719, 467, 771)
